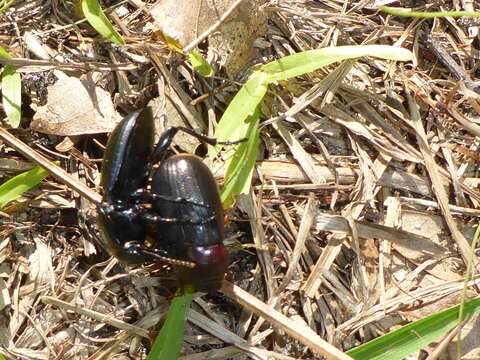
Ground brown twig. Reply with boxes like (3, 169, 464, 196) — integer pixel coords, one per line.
(183, 0, 245, 53)
(0, 127, 101, 205)
(0, 57, 136, 72)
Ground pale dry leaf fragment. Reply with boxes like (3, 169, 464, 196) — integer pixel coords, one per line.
(31, 71, 122, 135)
(278, 193, 316, 293)
(28, 240, 54, 290)
(405, 88, 473, 266)
(314, 212, 451, 261)
(9, 348, 48, 360)
(150, 0, 267, 75)
(398, 210, 467, 282)
(0, 277, 10, 311)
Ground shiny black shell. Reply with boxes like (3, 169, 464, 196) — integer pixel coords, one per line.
(97, 107, 228, 291)
(97, 108, 154, 264)
(150, 154, 227, 291)
(100, 108, 153, 201)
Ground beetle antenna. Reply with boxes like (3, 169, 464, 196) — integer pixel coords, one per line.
(141, 250, 196, 268)
(151, 126, 247, 162)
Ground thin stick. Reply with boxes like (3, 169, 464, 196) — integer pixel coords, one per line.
(0, 57, 136, 72)
(183, 0, 245, 53)
(0, 127, 102, 205)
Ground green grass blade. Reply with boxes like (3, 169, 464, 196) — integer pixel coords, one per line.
(0, 45, 21, 128)
(221, 109, 260, 208)
(260, 45, 413, 82)
(81, 0, 125, 45)
(147, 289, 193, 360)
(210, 71, 268, 157)
(0, 165, 50, 208)
(211, 45, 412, 205)
(2, 65, 21, 128)
(189, 50, 214, 77)
(210, 72, 266, 207)
(347, 297, 480, 360)
(380, 6, 480, 18)
(455, 224, 480, 355)
(0, 46, 9, 59)
(0, 0, 15, 13)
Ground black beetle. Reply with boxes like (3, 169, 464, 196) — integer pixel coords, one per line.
(98, 107, 237, 292)
(144, 153, 228, 292)
(97, 108, 156, 265)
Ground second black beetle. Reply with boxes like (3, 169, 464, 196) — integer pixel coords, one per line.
(97, 107, 232, 292)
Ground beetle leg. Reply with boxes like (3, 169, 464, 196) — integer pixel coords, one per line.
(152, 126, 247, 162)
(131, 188, 211, 208)
(140, 248, 196, 268)
(142, 212, 217, 225)
(169, 126, 247, 146)
(151, 127, 178, 160)
(121, 241, 195, 268)
(98, 201, 144, 214)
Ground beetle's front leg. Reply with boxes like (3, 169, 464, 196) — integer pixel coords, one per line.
(151, 126, 247, 162)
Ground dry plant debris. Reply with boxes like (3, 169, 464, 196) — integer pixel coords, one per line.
(0, 0, 480, 359)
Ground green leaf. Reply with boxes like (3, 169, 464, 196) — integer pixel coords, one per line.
(347, 297, 480, 360)
(0, 46, 10, 58)
(0, 165, 50, 209)
(221, 108, 260, 208)
(0, 46, 21, 128)
(147, 289, 193, 360)
(189, 50, 214, 77)
(0, 0, 15, 13)
(380, 6, 480, 18)
(2, 65, 21, 128)
(81, 0, 125, 45)
(210, 71, 268, 158)
(260, 45, 413, 82)
(211, 45, 413, 206)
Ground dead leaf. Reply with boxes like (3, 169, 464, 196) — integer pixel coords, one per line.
(150, 0, 267, 75)
(31, 71, 122, 135)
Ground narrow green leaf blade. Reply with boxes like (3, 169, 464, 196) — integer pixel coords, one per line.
(0, 0, 15, 13)
(2, 65, 21, 128)
(147, 290, 193, 360)
(221, 109, 260, 208)
(81, 0, 125, 45)
(210, 71, 268, 157)
(0, 45, 10, 58)
(0, 46, 21, 128)
(0, 165, 50, 208)
(261, 45, 413, 82)
(380, 6, 480, 18)
(347, 297, 480, 360)
(189, 50, 214, 77)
